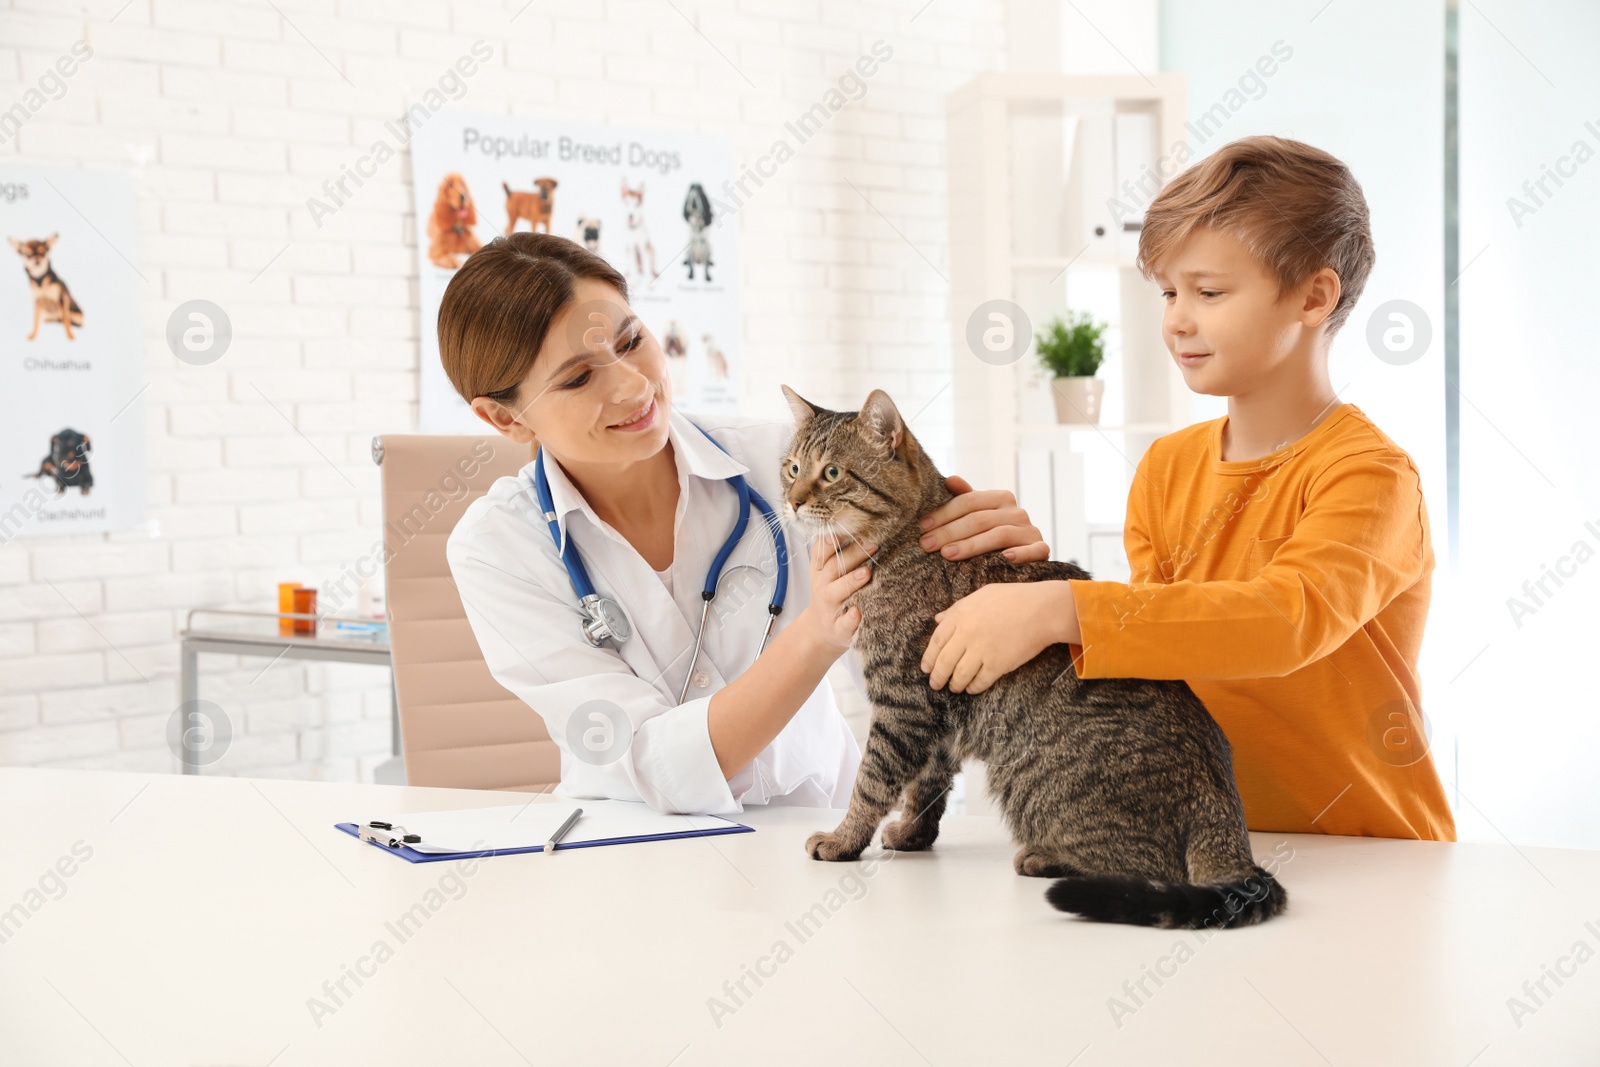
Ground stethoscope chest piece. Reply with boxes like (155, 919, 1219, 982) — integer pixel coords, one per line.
(580, 593, 632, 646)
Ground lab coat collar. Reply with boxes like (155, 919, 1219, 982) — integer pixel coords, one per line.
(665, 403, 750, 481)
(531, 403, 749, 547)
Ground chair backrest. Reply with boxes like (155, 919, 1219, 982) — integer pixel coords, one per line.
(375, 433, 559, 792)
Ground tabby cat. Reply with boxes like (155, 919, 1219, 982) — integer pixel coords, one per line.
(780, 385, 1287, 929)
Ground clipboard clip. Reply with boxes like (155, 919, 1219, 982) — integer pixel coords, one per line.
(357, 821, 420, 848)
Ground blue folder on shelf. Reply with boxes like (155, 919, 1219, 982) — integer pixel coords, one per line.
(335, 797, 753, 863)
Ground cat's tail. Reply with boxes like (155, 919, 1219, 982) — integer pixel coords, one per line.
(1044, 864, 1286, 930)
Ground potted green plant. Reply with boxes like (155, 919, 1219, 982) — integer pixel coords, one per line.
(1035, 310, 1108, 424)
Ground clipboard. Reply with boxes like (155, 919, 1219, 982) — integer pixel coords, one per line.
(335, 797, 753, 863)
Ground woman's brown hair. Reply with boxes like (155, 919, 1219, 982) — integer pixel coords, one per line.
(437, 232, 630, 408)
(1137, 135, 1375, 336)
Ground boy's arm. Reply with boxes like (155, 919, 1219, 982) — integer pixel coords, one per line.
(1067, 451, 1428, 680)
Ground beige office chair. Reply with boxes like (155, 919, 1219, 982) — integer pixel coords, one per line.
(374, 434, 560, 792)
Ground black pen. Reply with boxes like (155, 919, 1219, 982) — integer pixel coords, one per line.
(544, 808, 582, 856)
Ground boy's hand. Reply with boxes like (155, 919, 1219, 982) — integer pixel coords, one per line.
(918, 476, 1049, 562)
(921, 581, 1078, 694)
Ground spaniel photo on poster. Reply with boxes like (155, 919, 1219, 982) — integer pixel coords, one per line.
(426, 173, 483, 270)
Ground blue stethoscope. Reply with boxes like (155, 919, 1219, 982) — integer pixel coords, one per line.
(532, 420, 791, 704)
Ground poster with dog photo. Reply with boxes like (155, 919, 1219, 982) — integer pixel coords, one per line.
(409, 112, 740, 433)
(0, 163, 145, 539)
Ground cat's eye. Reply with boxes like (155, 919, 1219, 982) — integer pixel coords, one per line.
(823, 464, 841, 482)
(786, 461, 799, 477)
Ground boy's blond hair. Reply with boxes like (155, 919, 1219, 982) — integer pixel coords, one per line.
(1138, 135, 1376, 336)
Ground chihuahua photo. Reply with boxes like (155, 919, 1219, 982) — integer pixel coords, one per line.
(9, 233, 84, 340)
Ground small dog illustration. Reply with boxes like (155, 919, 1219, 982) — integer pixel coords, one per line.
(504, 178, 558, 234)
(683, 184, 714, 282)
(663, 319, 687, 358)
(9, 234, 84, 340)
(426, 172, 482, 269)
(26, 428, 93, 495)
(575, 215, 602, 253)
(621, 180, 658, 279)
(702, 333, 728, 379)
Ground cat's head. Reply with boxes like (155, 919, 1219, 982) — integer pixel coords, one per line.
(779, 385, 948, 549)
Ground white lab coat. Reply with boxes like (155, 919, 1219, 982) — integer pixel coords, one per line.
(446, 404, 865, 816)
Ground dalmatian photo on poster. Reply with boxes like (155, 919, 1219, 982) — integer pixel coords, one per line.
(0, 163, 146, 540)
(410, 113, 740, 433)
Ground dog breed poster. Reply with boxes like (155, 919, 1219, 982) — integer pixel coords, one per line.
(0, 163, 145, 539)
(409, 113, 739, 433)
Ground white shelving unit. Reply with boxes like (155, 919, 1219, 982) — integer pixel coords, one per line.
(945, 73, 1190, 577)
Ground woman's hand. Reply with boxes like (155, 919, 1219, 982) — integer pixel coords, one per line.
(921, 580, 1079, 694)
(918, 476, 1048, 562)
(797, 534, 877, 655)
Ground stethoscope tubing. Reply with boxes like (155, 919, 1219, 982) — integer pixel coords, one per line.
(530, 419, 789, 705)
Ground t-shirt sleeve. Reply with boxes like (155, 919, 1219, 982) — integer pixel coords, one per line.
(1068, 450, 1428, 680)
(1123, 447, 1167, 584)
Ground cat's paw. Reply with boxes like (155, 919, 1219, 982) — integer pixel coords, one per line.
(805, 829, 864, 862)
(881, 817, 938, 852)
(1014, 847, 1081, 878)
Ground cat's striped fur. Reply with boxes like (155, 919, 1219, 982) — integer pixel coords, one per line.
(781, 386, 1287, 929)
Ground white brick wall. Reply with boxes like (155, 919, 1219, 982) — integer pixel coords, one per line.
(0, 0, 1006, 780)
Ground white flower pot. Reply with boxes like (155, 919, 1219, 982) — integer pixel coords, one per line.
(1051, 376, 1105, 424)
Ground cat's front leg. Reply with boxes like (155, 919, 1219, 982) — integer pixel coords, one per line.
(806, 714, 940, 862)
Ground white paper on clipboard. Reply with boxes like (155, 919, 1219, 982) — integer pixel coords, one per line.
(375, 798, 746, 854)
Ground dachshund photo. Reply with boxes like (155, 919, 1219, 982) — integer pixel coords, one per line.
(682, 183, 714, 282)
(9, 234, 84, 340)
(620, 180, 658, 279)
(25, 428, 93, 496)
(425, 173, 482, 269)
(504, 177, 558, 234)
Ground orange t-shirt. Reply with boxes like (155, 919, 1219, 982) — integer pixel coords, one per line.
(1067, 403, 1456, 841)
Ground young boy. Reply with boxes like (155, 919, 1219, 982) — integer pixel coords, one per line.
(920, 135, 1456, 842)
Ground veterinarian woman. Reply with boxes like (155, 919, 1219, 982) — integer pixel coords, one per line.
(441, 233, 1049, 816)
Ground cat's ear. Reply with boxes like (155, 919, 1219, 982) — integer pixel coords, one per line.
(858, 389, 904, 458)
(781, 384, 818, 427)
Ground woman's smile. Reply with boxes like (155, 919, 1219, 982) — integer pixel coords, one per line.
(610, 395, 659, 432)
